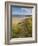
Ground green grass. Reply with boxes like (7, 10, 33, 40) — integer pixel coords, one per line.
(11, 16, 32, 38)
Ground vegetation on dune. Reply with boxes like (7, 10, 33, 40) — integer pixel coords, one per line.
(11, 16, 32, 38)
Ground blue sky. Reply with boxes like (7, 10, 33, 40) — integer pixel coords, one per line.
(11, 6, 32, 15)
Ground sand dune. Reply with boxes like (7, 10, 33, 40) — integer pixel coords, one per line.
(12, 17, 22, 27)
(12, 16, 31, 27)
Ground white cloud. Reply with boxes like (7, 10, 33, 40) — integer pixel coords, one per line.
(12, 7, 32, 15)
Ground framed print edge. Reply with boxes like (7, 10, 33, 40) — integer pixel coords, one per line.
(5, 1, 37, 45)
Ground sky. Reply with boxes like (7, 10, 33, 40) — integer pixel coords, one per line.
(11, 6, 32, 15)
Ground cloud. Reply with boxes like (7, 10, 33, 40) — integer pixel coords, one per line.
(21, 8, 32, 13)
(12, 7, 32, 15)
